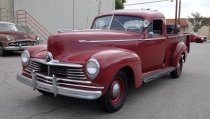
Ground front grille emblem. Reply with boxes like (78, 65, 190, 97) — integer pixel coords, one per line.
(46, 52, 53, 62)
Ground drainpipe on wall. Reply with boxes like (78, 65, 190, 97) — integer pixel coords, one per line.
(208, 23, 210, 39)
(98, 0, 101, 14)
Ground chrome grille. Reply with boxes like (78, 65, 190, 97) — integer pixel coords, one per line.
(26, 61, 47, 72)
(26, 60, 87, 80)
(50, 66, 68, 76)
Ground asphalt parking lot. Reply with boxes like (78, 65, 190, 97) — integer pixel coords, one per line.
(0, 41, 210, 119)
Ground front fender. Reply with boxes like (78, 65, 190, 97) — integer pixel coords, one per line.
(0, 34, 15, 46)
(90, 49, 142, 88)
(170, 42, 187, 67)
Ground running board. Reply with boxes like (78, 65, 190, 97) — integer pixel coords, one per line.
(143, 67, 176, 83)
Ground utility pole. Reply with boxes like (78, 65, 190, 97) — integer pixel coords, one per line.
(178, 0, 181, 24)
(174, 0, 178, 34)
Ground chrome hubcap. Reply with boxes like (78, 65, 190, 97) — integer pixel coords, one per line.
(112, 83, 120, 98)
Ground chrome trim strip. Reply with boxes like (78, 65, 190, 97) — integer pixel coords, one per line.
(22, 71, 31, 76)
(16, 73, 102, 100)
(78, 39, 139, 43)
(36, 73, 91, 84)
(30, 58, 83, 68)
(3, 46, 30, 51)
(144, 37, 166, 40)
(58, 83, 104, 89)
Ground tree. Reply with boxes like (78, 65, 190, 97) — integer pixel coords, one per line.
(188, 12, 210, 32)
(115, 0, 126, 10)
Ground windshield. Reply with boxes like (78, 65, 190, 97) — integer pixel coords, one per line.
(193, 33, 198, 36)
(0, 23, 18, 31)
(92, 15, 144, 33)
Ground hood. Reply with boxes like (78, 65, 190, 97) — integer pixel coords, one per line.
(0, 31, 33, 41)
(48, 29, 141, 63)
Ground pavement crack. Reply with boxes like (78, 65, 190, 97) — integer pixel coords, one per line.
(26, 104, 76, 119)
(1, 68, 19, 89)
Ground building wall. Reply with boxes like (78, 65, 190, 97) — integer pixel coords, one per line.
(13, 0, 115, 42)
(0, 0, 14, 22)
(186, 20, 210, 38)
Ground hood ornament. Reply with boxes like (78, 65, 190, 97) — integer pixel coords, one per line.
(45, 52, 59, 63)
(46, 52, 53, 62)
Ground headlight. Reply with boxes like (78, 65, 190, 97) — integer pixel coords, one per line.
(201, 37, 204, 40)
(7, 36, 12, 41)
(36, 36, 40, 41)
(86, 58, 100, 80)
(21, 50, 30, 66)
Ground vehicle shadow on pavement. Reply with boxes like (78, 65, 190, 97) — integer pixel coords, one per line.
(3, 51, 21, 57)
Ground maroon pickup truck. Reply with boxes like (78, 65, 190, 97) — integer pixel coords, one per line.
(17, 10, 190, 112)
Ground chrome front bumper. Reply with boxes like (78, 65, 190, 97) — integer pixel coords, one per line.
(4, 46, 30, 51)
(16, 72, 102, 100)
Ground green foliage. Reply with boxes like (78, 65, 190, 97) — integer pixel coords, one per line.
(115, 0, 126, 10)
(188, 12, 210, 32)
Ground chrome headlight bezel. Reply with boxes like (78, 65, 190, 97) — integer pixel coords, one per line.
(36, 36, 40, 41)
(21, 50, 30, 66)
(7, 36, 12, 41)
(86, 58, 100, 80)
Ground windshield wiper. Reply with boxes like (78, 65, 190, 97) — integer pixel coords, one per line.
(99, 24, 109, 29)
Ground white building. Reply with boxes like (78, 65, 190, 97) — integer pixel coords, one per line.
(0, 0, 115, 42)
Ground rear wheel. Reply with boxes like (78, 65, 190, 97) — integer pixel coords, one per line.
(0, 43, 7, 56)
(37, 89, 53, 95)
(98, 70, 128, 113)
(195, 39, 202, 43)
(170, 56, 183, 78)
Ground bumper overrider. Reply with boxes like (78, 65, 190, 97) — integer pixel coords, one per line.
(16, 58, 103, 100)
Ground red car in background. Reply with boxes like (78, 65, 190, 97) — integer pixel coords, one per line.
(183, 32, 206, 43)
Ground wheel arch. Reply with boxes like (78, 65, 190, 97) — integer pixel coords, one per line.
(90, 49, 143, 88)
(170, 42, 187, 67)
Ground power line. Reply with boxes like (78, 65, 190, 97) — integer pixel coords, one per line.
(181, 3, 194, 13)
(124, 0, 173, 6)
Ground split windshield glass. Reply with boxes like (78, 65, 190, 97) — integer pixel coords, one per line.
(92, 15, 144, 33)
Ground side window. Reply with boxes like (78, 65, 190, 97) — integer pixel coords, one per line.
(148, 20, 163, 36)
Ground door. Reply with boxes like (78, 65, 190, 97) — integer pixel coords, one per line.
(141, 19, 167, 73)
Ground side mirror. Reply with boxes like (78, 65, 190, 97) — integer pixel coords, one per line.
(148, 32, 154, 38)
(142, 20, 150, 28)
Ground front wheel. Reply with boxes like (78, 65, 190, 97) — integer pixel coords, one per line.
(0, 43, 7, 56)
(170, 56, 183, 78)
(98, 70, 128, 113)
(195, 39, 202, 43)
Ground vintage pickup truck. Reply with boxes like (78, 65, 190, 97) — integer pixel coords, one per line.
(17, 10, 190, 112)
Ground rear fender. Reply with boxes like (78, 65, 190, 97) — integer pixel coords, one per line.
(90, 49, 142, 88)
(170, 42, 187, 67)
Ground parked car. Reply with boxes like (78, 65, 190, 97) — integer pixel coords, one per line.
(0, 21, 40, 56)
(16, 10, 190, 112)
(183, 32, 206, 43)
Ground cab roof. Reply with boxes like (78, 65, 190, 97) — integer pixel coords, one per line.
(96, 9, 165, 20)
(0, 21, 15, 25)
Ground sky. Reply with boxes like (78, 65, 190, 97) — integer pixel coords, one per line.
(124, 0, 210, 18)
